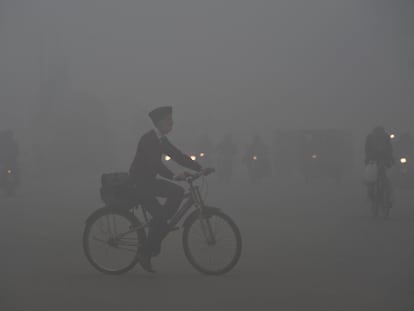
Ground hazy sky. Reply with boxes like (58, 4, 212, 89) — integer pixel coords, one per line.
(0, 0, 413, 134)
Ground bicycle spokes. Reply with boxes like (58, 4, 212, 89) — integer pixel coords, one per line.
(198, 217, 217, 245)
(183, 211, 242, 275)
(85, 212, 141, 273)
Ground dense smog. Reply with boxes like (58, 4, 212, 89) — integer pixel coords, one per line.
(1, 1, 414, 310)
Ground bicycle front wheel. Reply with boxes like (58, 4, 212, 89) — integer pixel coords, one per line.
(83, 208, 146, 275)
(182, 209, 242, 276)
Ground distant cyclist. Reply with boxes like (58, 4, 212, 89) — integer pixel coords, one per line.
(364, 126, 394, 208)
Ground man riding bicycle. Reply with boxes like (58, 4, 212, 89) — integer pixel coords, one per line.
(129, 106, 203, 272)
(364, 126, 394, 208)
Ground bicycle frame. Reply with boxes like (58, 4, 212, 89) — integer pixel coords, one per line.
(114, 179, 206, 240)
(168, 180, 205, 228)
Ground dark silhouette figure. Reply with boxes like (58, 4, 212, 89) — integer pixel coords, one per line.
(129, 106, 202, 272)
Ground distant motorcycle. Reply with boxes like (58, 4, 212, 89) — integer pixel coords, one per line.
(1, 166, 19, 196)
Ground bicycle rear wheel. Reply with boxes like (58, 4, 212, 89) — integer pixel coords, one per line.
(83, 208, 146, 275)
(182, 210, 242, 276)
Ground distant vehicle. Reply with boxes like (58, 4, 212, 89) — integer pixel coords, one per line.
(390, 132, 414, 188)
(273, 129, 354, 183)
(193, 135, 215, 167)
(391, 155, 414, 188)
(185, 151, 212, 167)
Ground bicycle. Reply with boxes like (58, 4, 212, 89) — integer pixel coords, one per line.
(82, 169, 242, 276)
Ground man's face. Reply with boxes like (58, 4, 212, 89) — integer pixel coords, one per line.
(156, 115, 173, 135)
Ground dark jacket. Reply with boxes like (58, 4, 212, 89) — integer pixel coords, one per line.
(129, 130, 202, 182)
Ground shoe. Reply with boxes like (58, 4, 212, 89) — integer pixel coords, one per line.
(136, 250, 156, 273)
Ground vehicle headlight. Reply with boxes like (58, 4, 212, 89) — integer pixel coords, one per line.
(190, 155, 197, 161)
(400, 157, 407, 164)
(311, 154, 317, 159)
(390, 133, 396, 140)
(7, 169, 12, 174)
(199, 152, 205, 158)
(165, 155, 171, 161)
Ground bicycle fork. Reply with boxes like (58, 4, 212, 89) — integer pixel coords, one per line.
(191, 184, 216, 245)
(198, 216, 216, 245)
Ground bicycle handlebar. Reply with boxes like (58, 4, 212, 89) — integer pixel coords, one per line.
(185, 168, 215, 183)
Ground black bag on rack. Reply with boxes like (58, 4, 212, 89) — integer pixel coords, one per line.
(100, 172, 134, 207)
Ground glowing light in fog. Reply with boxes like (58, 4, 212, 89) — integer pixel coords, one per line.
(7, 170, 12, 174)
(252, 156, 257, 160)
(390, 134, 396, 139)
(400, 157, 407, 164)
(165, 156, 171, 161)
(190, 155, 197, 161)
(312, 154, 317, 159)
(199, 153, 205, 158)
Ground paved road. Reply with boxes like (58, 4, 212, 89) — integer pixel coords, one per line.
(1, 177, 414, 311)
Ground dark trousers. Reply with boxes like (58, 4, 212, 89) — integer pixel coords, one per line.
(138, 179, 184, 256)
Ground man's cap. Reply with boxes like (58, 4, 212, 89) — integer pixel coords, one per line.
(148, 106, 172, 124)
